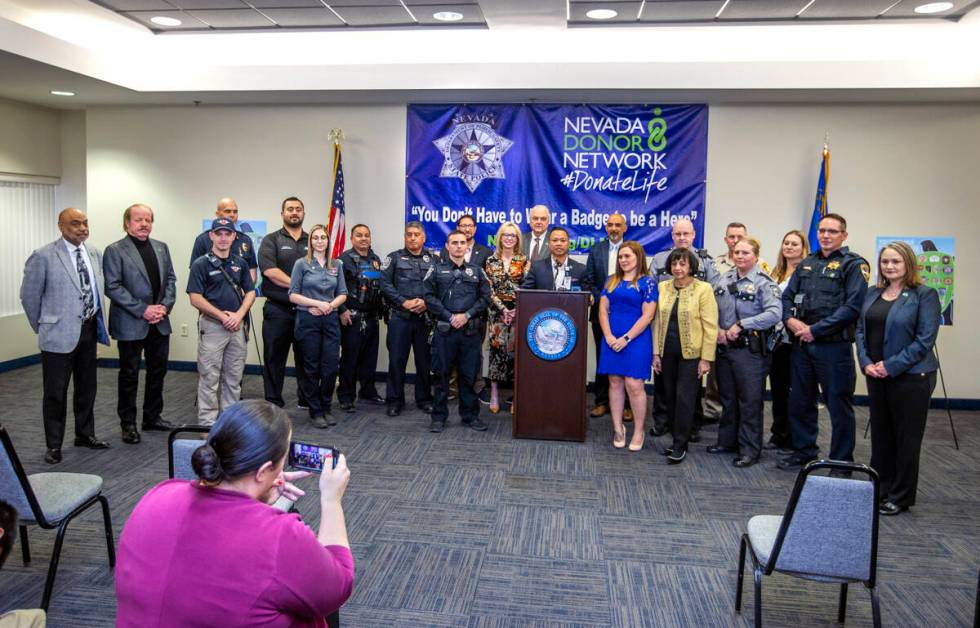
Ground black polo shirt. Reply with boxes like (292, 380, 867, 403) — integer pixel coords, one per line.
(187, 253, 255, 313)
(258, 227, 309, 306)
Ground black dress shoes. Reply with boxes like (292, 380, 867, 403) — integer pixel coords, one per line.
(122, 426, 141, 444)
(462, 418, 489, 432)
(879, 501, 908, 516)
(666, 449, 687, 464)
(775, 452, 815, 471)
(361, 394, 385, 405)
(73, 435, 110, 449)
(141, 419, 175, 431)
(44, 449, 62, 464)
(733, 456, 757, 468)
(386, 404, 402, 417)
(706, 445, 736, 454)
(429, 420, 445, 433)
(417, 401, 434, 414)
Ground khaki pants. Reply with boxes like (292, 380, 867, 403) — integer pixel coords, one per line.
(197, 316, 247, 424)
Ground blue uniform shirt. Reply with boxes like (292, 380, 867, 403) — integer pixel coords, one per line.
(190, 229, 258, 270)
(422, 260, 491, 323)
(289, 257, 347, 311)
(186, 252, 255, 312)
(715, 266, 783, 330)
(782, 246, 869, 340)
(380, 248, 438, 311)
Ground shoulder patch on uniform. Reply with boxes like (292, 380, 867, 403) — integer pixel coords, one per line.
(859, 263, 871, 283)
(770, 284, 781, 298)
(382, 255, 392, 270)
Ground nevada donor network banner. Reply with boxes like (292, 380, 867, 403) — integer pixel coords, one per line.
(405, 104, 708, 254)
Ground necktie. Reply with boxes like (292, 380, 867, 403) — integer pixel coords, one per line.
(76, 247, 95, 319)
(530, 237, 541, 260)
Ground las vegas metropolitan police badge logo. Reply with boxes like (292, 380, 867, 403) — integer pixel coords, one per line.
(433, 122, 513, 193)
(527, 309, 576, 361)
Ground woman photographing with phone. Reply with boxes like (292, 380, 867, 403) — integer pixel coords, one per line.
(116, 400, 353, 627)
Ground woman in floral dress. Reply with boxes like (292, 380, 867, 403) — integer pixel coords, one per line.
(484, 222, 528, 414)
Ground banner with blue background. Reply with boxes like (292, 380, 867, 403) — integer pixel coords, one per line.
(406, 104, 708, 255)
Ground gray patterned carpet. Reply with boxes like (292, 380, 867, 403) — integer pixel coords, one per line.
(1, 365, 977, 626)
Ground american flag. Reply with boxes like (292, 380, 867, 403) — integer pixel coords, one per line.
(327, 142, 346, 260)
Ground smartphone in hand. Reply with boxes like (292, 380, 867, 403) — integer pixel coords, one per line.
(288, 441, 339, 473)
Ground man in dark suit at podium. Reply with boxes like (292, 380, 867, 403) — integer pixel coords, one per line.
(522, 227, 592, 293)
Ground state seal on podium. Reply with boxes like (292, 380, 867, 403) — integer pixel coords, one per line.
(526, 308, 576, 361)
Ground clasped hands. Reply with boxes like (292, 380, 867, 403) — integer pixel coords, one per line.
(308, 301, 334, 317)
(785, 318, 814, 343)
(864, 362, 889, 378)
(141, 304, 168, 325)
(605, 334, 629, 352)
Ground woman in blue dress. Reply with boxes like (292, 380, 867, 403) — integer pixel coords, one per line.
(597, 241, 658, 451)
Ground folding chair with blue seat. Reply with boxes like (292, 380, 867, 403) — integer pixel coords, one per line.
(735, 459, 882, 628)
(0, 425, 115, 611)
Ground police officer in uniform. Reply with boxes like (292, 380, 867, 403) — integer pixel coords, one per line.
(380, 221, 438, 417)
(423, 229, 492, 433)
(648, 217, 719, 439)
(337, 223, 385, 411)
(189, 197, 258, 283)
(709, 236, 782, 467)
(258, 197, 309, 409)
(186, 218, 256, 425)
(778, 213, 869, 471)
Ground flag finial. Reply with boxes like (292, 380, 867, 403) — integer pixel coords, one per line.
(823, 131, 830, 152)
(329, 128, 344, 145)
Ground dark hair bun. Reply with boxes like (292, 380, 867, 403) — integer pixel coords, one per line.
(191, 444, 225, 483)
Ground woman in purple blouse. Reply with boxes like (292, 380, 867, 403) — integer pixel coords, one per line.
(115, 400, 354, 627)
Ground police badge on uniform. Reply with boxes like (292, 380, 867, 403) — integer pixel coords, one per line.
(826, 261, 841, 270)
(423, 255, 430, 263)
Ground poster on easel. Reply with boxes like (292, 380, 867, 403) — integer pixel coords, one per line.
(874, 236, 954, 325)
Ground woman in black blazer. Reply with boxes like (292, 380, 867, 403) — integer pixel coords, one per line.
(855, 241, 940, 516)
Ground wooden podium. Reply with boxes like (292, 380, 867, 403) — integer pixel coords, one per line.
(513, 289, 589, 442)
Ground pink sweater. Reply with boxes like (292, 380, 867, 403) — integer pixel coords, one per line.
(115, 480, 354, 627)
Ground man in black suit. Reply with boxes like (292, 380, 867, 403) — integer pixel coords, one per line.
(104, 203, 177, 444)
(522, 227, 592, 293)
(584, 214, 631, 420)
(521, 204, 552, 262)
(440, 214, 492, 268)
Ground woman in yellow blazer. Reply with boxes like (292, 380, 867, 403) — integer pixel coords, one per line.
(653, 248, 719, 464)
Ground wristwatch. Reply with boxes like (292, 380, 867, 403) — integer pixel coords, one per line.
(624, 334, 632, 343)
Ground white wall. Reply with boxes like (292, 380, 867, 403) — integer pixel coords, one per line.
(0, 97, 63, 363)
(83, 102, 980, 397)
(0, 96, 61, 180)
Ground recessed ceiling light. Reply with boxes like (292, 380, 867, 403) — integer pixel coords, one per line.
(586, 8, 618, 20)
(433, 11, 463, 22)
(913, 2, 953, 13)
(50, 90, 75, 97)
(150, 15, 183, 26)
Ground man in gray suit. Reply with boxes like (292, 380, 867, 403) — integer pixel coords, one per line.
(21, 208, 110, 464)
(104, 204, 177, 444)
(521, 204, 552, 262)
